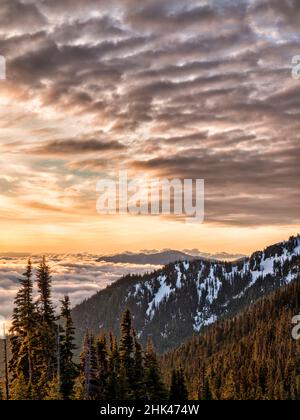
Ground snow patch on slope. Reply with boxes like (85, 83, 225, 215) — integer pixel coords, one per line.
(146, 275, 172, 320)
(127, 236, 300, 335)
(193, 266, 222, 331)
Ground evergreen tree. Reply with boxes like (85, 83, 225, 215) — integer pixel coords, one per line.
(178, 368, 188, 401)
(44, 375, 63, 400)
(10, 373, 32, 400)
(96, 335, 109, 399)
(169, 370, 179, 400)
(144, 340, 167, 400)
(75, 332, 98, 400)
(202, 377, 213, 400)
(169, 368, 188, 400)
(119, 310, 135, 399)
(132, 335, 146, 399)
(35, 257, 57, 390)
(106, 333, 121, 400)
(59, 296, 77, 400)
(9, 260, 36, 398)
(36, 257, 55, 324)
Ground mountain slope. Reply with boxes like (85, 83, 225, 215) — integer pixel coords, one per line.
(72, 235, 300, 353)
(161, 280, 300, 399)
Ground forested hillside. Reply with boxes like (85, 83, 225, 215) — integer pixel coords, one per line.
(161, 280, 300, 400)
(72, 236, 300, 353)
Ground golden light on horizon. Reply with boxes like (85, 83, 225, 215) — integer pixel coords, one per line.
(0, 0, 299, 257)
(0, 210, 298, 255)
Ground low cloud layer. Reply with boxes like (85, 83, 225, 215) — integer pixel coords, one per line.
(0, 254, 159, 320)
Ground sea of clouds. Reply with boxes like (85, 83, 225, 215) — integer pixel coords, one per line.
(0, 254, 158, 320)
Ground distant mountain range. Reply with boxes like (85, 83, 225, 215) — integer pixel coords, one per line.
(72, 235, 300, 353)
(98, 250, 246, 265)
(0, 250, 245, 264)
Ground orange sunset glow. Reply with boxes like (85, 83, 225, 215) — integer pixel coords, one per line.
(0, 0, 299, 256)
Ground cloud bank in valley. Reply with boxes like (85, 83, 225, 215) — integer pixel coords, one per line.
(0, 254, 159, 319)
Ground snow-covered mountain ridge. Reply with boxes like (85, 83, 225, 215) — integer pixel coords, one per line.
(72, 235, 300, 353)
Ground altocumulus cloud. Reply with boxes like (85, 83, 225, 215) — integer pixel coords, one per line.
(0, 0, 299, 227)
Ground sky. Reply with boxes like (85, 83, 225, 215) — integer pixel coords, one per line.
(0, 0, 300, 254)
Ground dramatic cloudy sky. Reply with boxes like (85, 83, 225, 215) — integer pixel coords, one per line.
(0, 0, 299, 254)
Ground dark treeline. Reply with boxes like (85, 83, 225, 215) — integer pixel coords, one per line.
(162, 280, 300, 400)
(0, 258, 187, 400)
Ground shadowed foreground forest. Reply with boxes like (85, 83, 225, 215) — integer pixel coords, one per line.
(0, 258, 186, 400)
(162, 281, 300, 400)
